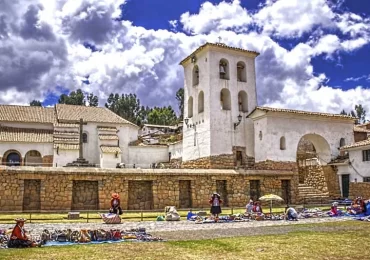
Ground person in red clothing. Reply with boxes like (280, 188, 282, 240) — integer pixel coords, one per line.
(209, 192, 223, 219)
(7, 218, 39, 248)
(109, 193, 123, 215)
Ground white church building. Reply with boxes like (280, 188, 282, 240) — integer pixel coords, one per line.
(0, 42, 369, 197)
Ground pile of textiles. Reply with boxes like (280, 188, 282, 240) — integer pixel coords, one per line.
(0, 229, 9, 249)
(298, 208, 326, 218)
(100, 213, 121, 224)
(0, 228, 163, 249)
(192, 214, 250, 224)
(263, 213, 285, 221)
(354, 216, 370, 221)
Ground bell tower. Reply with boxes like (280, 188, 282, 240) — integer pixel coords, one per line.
(180, 42, 259, 168)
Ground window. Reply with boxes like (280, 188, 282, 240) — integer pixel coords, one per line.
(220, 88, 231, 110)
(363, 149, 370, 161)
(198, 91, 204, 113)
(259, 131, 262, 140)
(82, 133, 88, 143)
(340, 138, 345, 147)
(238, 91, 248, 112)
(237, 61, 246, 82)
(280, 136, 286, 150)
(192, 65, 199, 86)
(188, 96, 193, 118)
(219, 59, 229, 80)
(363, 177, 370, 182)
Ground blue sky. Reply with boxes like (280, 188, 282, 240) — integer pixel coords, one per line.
(1, 0, 370, 116)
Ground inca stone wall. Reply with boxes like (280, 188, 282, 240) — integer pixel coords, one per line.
(182, 154, 235, 169)
(302, 165, 328, 193)
(179, 180, 192, 208)
(322, 166, 341, 198)
(23, 179, 41, 211)
(349, 183, 370, 199)
(216, 180, 229, 206)
(0, 166, 300, 211)
(128, 181, 153, 210)
(254, 161, 298, 171)
(71, 181, 99, 210)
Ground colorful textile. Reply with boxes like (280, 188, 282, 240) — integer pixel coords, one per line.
(100, 213, 121, 224)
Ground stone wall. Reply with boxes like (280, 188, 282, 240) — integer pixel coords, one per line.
(182, 154, 235, 169)
(349, 183, 370, 199)
(42, 155, 53, 167)
(302, 165, 328, 193)
(71, 181, 99, 210)
(322, 166, 341, 198)
(128, 181, 153, 210)
(254, 160, 298, 171)
(0, 166, 298, 211)
(23, 179, 41, 211)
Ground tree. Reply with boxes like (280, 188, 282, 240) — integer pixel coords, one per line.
(176, 88, 184, 120)
(147, 106, 177, 125)
(355, 104, 366, 124)
(30, 100, 42, 106)
(340, 109, 347, 115)
(105, 93, 144, 125)
(58, 89, 98, 106)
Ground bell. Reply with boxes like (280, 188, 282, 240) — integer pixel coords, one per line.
(219, 65, 225, 74)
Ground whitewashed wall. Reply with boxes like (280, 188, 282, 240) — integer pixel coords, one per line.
(127, 146, 169, 168)
(168, 141, 183, 159)
(337, 147, 370, 182)
(100, 153, 121, 168)
(53, 149, 79, 167)
(253, 113, 355, 163)
(117, 124, 140, 166)
(0, 142, 53, 165)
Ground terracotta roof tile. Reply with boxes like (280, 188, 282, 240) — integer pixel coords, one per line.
(251, 106, 356, 120)
(354, 126, 370, 133)
(54, 137, 79, 143)
(341, 138, 370, 150)
(56, 104, 138, 127)
(0, 127, 53, 143)
(54, 144, 79, 150)
(0, 105, 55, 123)
(54, 122, 79, 128)
(100, 146, 122, 154)
(180, 42, 260, 65)
(99, 134, 119, 140)
(97, 126, 117, 132)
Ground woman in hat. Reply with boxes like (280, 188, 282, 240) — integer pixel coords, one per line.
(109, 193, 123, 215)
(209, 192, 222, 219)
(8, 218, 40, 248)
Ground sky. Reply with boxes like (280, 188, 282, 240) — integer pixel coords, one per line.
(0, 0, 370, 117)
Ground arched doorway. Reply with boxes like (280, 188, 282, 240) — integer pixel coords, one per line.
(3, 150, 22, 166)
(25, 150, 42, 166)
(296, 134, 331, 191)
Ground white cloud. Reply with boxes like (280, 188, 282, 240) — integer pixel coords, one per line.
(1, 0, 370, 120)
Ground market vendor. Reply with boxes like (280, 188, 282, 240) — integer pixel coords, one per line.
(252, 201, 263, 213)
(7, 218, 40, 248)
(329, 202, 342, 216)
(209, 192, 222, 219)
(285, 205, 298, 221)
(245, 199, 254, 214)
(109, 193, 123, 215)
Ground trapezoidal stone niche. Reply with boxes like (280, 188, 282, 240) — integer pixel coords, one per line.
(23, 179, 41, 211)
(128, 181, 154, 210)
(216, 180, 229, 206)
(179, 180, 192, 208)
(71, 181, 99, 210)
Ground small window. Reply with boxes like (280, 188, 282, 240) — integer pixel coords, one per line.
(238, 91, 248, 112)
(237, 61, 246, 82)
(259, 131, 262, 140)
(82, 133, 88, 143)
(280, 136, 286, 150)
(363, 149, 370, 161)
(219, 59, 229, 80)
(339, 138, 345, 147)
(192, 65, 199, 86)
(188, 96, 193, 118)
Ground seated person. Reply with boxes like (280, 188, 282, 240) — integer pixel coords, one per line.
(329, 202, 342, 216)
(252, 201, 263, 213)
(245, 199, 254, 214)
(285, 205, 298, 221)
(109, 193, 123, 215)
(7, 218, 40, 248)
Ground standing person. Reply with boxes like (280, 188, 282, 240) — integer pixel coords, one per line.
(109, 193, 123, 215)
(245, 199, 254, 214)
(253, 201, 263, 213)
(209, 192, 222, 219)
(7, 218, 40, 248)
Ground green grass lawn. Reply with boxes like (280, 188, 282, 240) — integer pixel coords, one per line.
(0, 221, 367, 260)
(0, 206, 331, 224)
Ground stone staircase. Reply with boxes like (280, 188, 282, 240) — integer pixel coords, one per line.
(297, 184, 330, 205)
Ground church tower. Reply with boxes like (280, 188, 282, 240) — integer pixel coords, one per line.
(180, 42, 260, 168)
